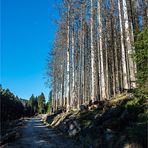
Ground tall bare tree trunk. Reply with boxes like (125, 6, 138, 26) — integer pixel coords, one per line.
(118, 0, 129, 90)
(63, 61, 66, 108)
(66, 2, 70, 111)
(90, 0, 96, 101)
(97, 0, 106, 100)
(71, 2, 75, 109)
(80, 2, 85, 106)
(122, 0, 136, 88)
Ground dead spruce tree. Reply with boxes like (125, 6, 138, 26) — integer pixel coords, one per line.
(47, 0, 147, 112)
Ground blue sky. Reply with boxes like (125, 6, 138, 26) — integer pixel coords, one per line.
(1, 0, 58, 100)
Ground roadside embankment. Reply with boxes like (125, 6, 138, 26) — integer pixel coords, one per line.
(0, 118, 28, 146)
(42, 93, 148, 148)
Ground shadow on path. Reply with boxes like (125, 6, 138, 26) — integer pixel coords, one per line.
(3, 118, 80, 148)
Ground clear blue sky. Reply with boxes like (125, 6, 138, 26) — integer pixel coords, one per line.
(1, 0, 58, 100)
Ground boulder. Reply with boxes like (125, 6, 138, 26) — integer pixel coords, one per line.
(80, 104, 88, 112)
(44, 114, 56, 124)
(54, 108, 63, 115)
(93, 101, 100, 109)
(73, 121, 81, 131)
(103, 118, 122, 131)
(120, 109, 130, 121)
(68, 121, 81, 137)
(102, 106, 124, 120)
(104, 130, 116, 148)
(68, 128, 77, 137)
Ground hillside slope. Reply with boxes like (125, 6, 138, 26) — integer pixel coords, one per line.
(43, 92, 147, 148)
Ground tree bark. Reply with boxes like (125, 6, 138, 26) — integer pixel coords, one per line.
(97, 0, 106, 100)
(118, 0, 129, 90)
(122, 0, 136, 88)
(66, 2, 70, 111)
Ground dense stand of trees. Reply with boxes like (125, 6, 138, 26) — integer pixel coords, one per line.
(0, 85, 24, 121)
(134, 27, 148, 92)
(23, 92, 47, 116)
(0, 85, 49, 122)
(38, 93, 46, 114)
(47, 0, 148, 112)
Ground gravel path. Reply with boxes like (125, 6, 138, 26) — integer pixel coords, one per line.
(4, 118, 80, 148)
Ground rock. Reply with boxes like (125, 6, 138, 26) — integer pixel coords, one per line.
(94, 106, 124, 126)
(104, 130, 116, 148)
(93, 104, 99, 109)
(123, 142, 143, 148)
(120, 109, 129, 121)
(94, 113, 101, 119)
(68, 128, 77, 137)
(41, 114, 47, 121)
(92, 101, 100, 109)
(54, 108, 63, 115)
(114, 135, 127, 148)
(80, 104, 88, 112)
(89, 101, 104, 110)
(73, 121, 81, 131)
(68, 120, 81, 137)
(44, 114, 56, 124)
(0, 131, 17, 145)
(69, 124, 74, 130)
(89, 100, 104, 109)
(88, 100, 93, 106)
(102, 106, 124, 120)
(126, 93, 134, 99)
(106, 128, 119, 134)
(58, 122, 69, 133)
(93, 100, 105, 106)
(120, 108, 139, 122)
(16, 122, 23, 127)
(103, 118, 122, 131)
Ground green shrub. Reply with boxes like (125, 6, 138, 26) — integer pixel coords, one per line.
(133, 27, 148, 91)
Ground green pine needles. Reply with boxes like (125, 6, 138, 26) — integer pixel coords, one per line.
(134, 27, 148, 92)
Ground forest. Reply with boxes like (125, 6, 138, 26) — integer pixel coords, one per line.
(47, 0, 147, 112)
(0, 0, 148, 147)
(0, 85, 52, 136)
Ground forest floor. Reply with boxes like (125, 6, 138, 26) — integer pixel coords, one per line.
(42, 93, 147, 148)
(1, 117, 80, 148)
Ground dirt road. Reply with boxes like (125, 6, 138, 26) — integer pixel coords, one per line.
(4, 118, 80, 148)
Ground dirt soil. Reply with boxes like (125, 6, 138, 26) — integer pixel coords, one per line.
(2, 117, 80, 148)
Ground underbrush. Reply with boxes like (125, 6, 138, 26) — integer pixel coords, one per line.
(43, 91, 148, 148)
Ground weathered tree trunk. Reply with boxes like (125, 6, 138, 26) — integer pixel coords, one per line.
(122, 0, 136, 88)
(97, 0, 106, 100)
(90, 0, 96, 101)
(118, 0, 129, 90)
(71, 2, 75, 109)
(66, 2, 70, 112)
(80, 2, 85, 106)
(110, 0, 116, 97)
(63, 59, 66, 108)
(78, 30, 82, 109)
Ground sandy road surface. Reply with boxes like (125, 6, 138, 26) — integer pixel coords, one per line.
(3, 118, 80, 148)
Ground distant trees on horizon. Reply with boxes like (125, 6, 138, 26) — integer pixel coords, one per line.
(0, 85, 52, 122)
(0, 85, 24, 122)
